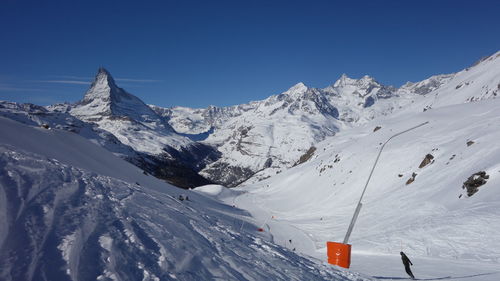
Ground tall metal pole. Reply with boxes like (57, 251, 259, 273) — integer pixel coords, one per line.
(342, 121, 429, 244)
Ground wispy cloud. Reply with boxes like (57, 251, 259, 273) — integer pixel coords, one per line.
(0, 84, 46, 92)
(44, 76, 162, 84)
(55, 75, 92, 80)
(34, 80, 90, 85)
(115, 78, 163, 83)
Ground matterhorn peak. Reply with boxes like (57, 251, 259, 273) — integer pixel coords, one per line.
(71, 67, 159, 121)
(77, 67, 135, 109)
(87, 67, 119, 96)
(96, 66, 113, 79)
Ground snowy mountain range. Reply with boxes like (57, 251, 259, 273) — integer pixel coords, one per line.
(153, 51, 499, 186)
(2, 52, 499, 189)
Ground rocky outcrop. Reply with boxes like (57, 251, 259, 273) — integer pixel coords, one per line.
(406, 172, 417, 185)
(294, 146, 317, 166)
(462, 171, 489, 197)
(419, 154, 434, 168)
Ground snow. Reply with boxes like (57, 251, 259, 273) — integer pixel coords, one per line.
(58, 233, 77, 275)
(150, 105, 213, 135)
(194, 184, 227, 196)
(210, 96, 500, 280)
(351, 253, 500, 280)
(0, 100, 142, 160)
(0, 116, 367, 281)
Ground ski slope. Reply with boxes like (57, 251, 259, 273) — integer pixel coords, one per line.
(197, 97, 500, 280)
(0, 116, 369, 281)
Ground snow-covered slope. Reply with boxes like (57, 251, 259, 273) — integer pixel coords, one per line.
(0, 116, 368, 281)
(0, 101, 140, 160)
(208, 91, 500, 279)
(0, 100, 213, 188)
(149, 105, 214, 135)
(399, 51, 500, 113)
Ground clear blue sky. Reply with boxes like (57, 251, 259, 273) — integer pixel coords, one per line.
(1, 0, 499, 108)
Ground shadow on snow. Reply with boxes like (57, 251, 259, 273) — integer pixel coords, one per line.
(373, 271, 499, 280)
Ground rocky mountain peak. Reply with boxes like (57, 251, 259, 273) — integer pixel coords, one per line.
(333, 74, 379, 88)
(81, 67, 121, 104)
(284, 82, 308, 96)
(333, 73, 354, 87)
(95, 67, 116, 84)
(71, 68, 159, 122)
(360, 75, 376, 83)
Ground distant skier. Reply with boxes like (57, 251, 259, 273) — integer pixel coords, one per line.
(400, 251, 415, 279)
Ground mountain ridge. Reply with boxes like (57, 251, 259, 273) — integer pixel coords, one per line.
(3, 50, 499, 188)
(153, 52, 499, 186)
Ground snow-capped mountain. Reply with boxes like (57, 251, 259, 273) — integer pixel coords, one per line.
(42, 68, 216, 188)
(70, 68, 190, 154)
(196, 82, 343, 186)
(0, 116, 367, 281)
(401, 52, 500, 112)
(154, 51, 499, 186)
(399, 73, 454, 96)
(155, 77, 394, 186)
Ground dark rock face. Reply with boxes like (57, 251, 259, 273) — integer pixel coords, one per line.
(201, 162, 255, 187)
(163, 143, 221, 172)
(364, 96, 375, 108)
(153, 160, 212, 188)
(466, 140, 475, 147)
(463, 171, 489, 197)
(153, 143, 221, 188)
(373, 126, 382, 132)
(264, 158, 273, 168)
(294, 147, 317, 166)
(308, 89, 340, 118)
(419, 154, 434, 168)
(406, 172, 417, 185)
(130, 143, 221, 189)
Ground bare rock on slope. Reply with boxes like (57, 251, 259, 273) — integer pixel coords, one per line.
(463, 171, 489, 197)
(419, 154, 435, 168)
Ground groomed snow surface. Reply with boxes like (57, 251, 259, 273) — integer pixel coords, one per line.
(0, 116, 367, 281)
(198, 97, 500, 281)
